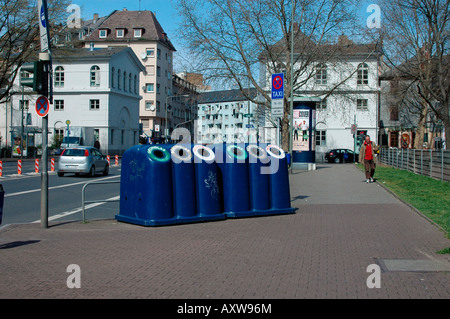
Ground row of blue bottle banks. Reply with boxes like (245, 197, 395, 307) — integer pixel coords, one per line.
(115, 143, 297, 226)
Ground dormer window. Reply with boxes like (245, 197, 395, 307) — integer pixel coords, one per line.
(99, 29, 107, 38)
(116, 29, 125, 38)
(133, 28, 142, 38)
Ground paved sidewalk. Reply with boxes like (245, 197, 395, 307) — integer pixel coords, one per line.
(0, 164, 449, 299)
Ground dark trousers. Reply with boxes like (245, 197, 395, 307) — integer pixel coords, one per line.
(364, 159, 376, 179)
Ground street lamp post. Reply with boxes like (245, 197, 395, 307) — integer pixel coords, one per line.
(165, 94, 189, 143)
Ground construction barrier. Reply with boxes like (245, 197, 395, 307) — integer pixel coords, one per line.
(17, 160, 22, 175)
(51, 158, 55, 172)
(115, 155, 119, 166)
(35, 159, 39, 173)
(0, 161, 2, 177)
(107, 155, 110, 166)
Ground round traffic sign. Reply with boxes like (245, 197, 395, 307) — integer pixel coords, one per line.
(272, 75, 283, 90)
(35, 96, 50, 117)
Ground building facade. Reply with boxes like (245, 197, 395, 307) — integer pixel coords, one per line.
(259, 35, 382, 159)
(196, 89, 259, 144)
(83, 9, 176, 140)
(0, 47, 144, 156)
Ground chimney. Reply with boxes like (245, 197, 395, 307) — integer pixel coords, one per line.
(123, 7, 127, 11)
(93, 13, 98, 23)
(338, 34, 352, 46)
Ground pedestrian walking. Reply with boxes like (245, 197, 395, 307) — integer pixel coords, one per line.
(94, 139, 100, 150)
(359, 135, 379, 183)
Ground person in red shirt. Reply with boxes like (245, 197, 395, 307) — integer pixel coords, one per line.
(359, 135, 379, 183)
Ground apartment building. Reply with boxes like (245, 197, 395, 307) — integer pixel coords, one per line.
(83, 9, 176, 139)
(196, 89, 259, 144)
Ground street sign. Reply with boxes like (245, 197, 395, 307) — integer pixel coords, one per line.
(37, 0, 51, 52)
(271, 73, 284, 99)
(243, 114, 253, 118)
(246, 124, 254, 128)
(271, 73, 284, 118)
(35, 96, 50, 117)
(351, 124, 357, 134)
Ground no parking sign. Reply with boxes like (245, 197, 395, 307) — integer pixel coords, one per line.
(271, 73, 284, 117)
(35, 96, 50, 117)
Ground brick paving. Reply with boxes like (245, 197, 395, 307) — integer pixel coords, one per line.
(0, 163, 449, 299)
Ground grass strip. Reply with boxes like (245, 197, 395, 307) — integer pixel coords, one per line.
(357, 163, 450, 238)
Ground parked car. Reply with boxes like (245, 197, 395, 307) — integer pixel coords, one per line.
(57, 147, 109, 177)
(325, 149, 359, 163)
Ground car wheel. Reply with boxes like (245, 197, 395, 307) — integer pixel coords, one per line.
(89, 166, 95, 177)
(334, 158, 340, 163)
(57, 172, 64, 177)
(103, 164, 109, 176)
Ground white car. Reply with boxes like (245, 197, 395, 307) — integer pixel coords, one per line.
(57, 147, 109, 177)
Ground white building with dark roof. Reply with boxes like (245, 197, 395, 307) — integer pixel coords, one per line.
(0, 47, 144, 156)
(83, 9, 176, 140)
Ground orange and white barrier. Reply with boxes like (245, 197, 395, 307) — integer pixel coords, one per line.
(51, 158, 55, 172)
(17, 160, 22, 175)
(0, 161, 2, 177)
(35, 159, 40, 173)
(115, 155, 119, 166)
(107, 155, 110, 166)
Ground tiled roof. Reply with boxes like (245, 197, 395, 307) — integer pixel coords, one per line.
(199, 88, 258, 104)
(84, 10, 175, 51)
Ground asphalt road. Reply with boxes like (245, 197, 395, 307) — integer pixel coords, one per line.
(0, 160, 121, 226)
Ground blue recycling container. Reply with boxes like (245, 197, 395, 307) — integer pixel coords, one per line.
(192, 144, 225, 221)
(116, 144, 174, 226)
(170, 144, 197, 220)
(0, 184, 4, 225)
(246, 144, 271, 213)
(216, 144, 251, 217)
(266, 144, 296, 214)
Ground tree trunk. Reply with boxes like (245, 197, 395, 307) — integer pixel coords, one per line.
(413, 101, 428, 149)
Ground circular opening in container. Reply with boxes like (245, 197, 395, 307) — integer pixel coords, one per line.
(246, 145, 267, 160)
(266, 144, 285, 159)
(147, 146, 171, 162)
(226, 145, 247, 160)
(170, 145, 192, 161)
(193, 145, 215, 162)
(154, 150, 165, 158)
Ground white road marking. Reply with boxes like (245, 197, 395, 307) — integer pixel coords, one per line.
(4, 175, 120, 198)
(32, 195, 120, 223)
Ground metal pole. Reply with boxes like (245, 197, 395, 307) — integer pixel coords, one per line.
(40, 52, 51, 229)
(289, 0, 294, 173)
(430, 149, 432, 178)
(21, 85, 24, 160)
(165, 96, 169, 143)
(353, 115, 356, 163)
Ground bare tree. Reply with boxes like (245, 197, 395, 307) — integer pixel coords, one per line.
(0, 0, 71, 101)
(380, 0, 450, 149)
(175, 0, 377, 150)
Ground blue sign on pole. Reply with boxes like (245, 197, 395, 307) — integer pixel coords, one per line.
(271, 73, 284, 99)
